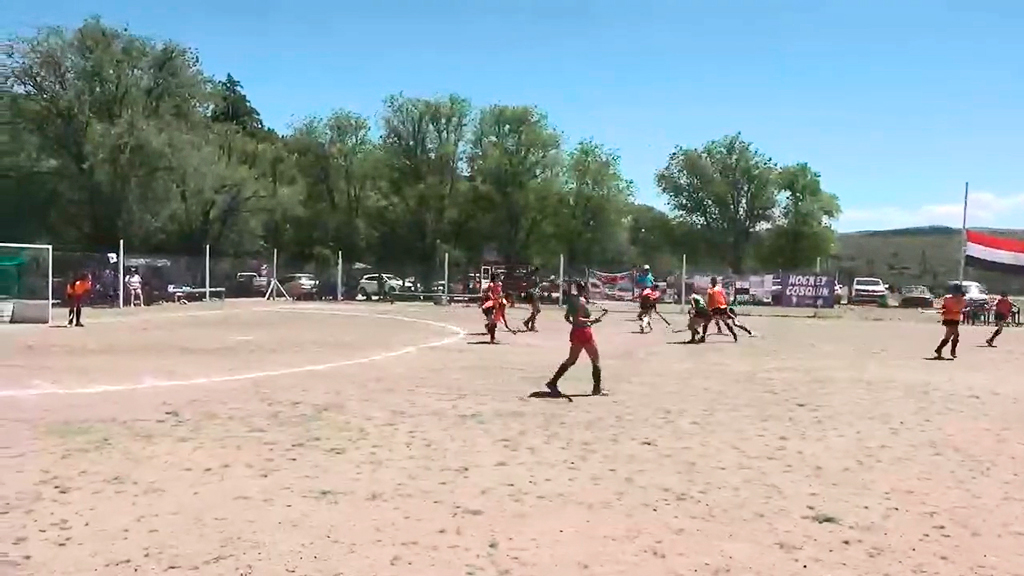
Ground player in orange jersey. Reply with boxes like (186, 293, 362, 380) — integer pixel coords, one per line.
(65, 272, 92, 327)
(934, 283, 966, 359)
(701, 277, 737, 342)
(985, 291, 1018, 347)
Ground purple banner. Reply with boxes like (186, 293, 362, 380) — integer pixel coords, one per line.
(780, 274, 835, 308)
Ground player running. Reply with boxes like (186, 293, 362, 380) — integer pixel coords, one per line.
(985, 292, 1018, 347)
(702, 277, 737, 342)
(522, 285, 541, 332)
(544, 280, 606, 397)
(933, 283, 966, 359)
(637, 286, 661, 333)
(482, 291, 515, 344)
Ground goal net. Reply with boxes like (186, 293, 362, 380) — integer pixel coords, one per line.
(0, 243, 52, 324)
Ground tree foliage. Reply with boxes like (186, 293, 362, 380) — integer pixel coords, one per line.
(656, 134, 840, 273)
(4, 18, 841, 278)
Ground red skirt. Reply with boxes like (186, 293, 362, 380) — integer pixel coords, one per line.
(569, 326, 594, 346)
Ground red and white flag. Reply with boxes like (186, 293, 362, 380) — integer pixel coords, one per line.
(965, 230, 1024, 275)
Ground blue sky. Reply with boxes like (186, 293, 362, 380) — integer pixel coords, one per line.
(6, 0, 1024, 232)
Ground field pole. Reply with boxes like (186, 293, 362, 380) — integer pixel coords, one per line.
(204, 243, 211, 301)
(680, 253, 687, 314)
(118, 238, 124, 308)
(264, 249, 278, 300)
(47, 244, 53, 325)
(958, 181, 969, 282)
(336, 250, 343, 301)
(558, 253, 565, 307)
(443, 252, 450, 304)
(815, 256, 821, 275)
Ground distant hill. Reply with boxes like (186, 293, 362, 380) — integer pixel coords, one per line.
(833, 226, 1024, 294)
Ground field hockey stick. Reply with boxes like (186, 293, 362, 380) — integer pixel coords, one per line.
(654, 310, 673, 327)
(591, 307, 610, 324)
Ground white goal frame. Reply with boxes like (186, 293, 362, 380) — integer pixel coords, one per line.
(0, 242, 54, 325)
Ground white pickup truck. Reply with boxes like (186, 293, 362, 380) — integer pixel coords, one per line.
(850, 277, 887, 304)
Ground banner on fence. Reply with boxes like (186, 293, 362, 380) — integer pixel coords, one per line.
(587, 269, 635, 301)
(780, 273, 835, 308)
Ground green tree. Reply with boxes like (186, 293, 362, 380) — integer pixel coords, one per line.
(286, 110, 378, 261)
(377, 93, 472, 280)
(9, 18, 212, 249)
(467, 104, 562, 264)
(656, 133, 777, 273)
(757, 162, 840, 271)
(558, 139, 633, 269)
(210, 74, 265, 133)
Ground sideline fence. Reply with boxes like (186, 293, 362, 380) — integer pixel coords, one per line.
(32, 242, 582, 310)
(7, 240, 904, 319)
(37, 241, 464, 308)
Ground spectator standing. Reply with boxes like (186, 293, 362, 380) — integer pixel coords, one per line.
(127, 268, 144, 307)
(376, 274, 393, 304)
(635, 264, 654, 296)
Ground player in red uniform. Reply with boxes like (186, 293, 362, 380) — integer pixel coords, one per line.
(637, 286, 661, 333)
(986, 292, 1018, 347)
(482, 290, 515, 344)
(486, 273, 503, 301)
(544, 280, 606, 396)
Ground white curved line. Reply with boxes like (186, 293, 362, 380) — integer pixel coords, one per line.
(0, 309, 466, 398)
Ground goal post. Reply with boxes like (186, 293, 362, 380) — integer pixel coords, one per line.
(0, 242, 53, 325)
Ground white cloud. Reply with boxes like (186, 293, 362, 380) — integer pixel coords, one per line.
(837, 191, 1024, 231)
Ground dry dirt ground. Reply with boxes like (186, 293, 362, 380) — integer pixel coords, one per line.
(1, 300, 1022, 576)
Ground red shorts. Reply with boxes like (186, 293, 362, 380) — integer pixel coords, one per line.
(569, 326, 594, 346)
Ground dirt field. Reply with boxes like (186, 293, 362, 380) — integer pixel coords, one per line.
(2, 300, 1022, 576)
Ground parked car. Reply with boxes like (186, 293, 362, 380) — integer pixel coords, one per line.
(281, 273, 319, 301)
(850, 277, 887, 304)
(899, 285, 934, 308)
(358, 273, 403, 299)
(229, 272, 269, 298)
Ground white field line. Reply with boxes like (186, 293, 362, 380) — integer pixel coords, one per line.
(0, 308, 466, 398)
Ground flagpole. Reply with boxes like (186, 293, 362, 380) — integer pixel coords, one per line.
(958, 181, 969, 282)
